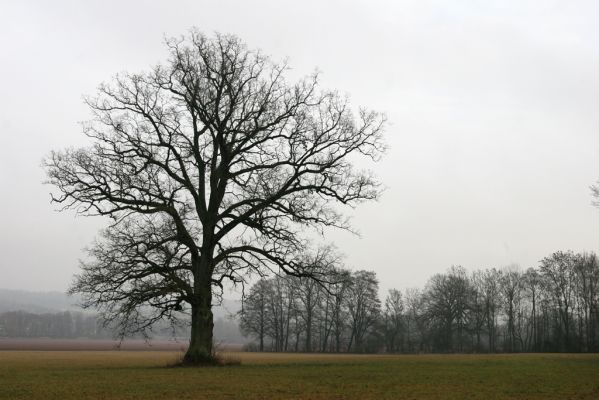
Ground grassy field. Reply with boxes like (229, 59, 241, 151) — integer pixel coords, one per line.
(1, 351, 599, 399)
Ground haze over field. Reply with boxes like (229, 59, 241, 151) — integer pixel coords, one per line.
(2, 0, 599, 296)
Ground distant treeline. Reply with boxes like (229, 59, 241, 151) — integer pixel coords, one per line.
(0, 311, 112, 338)
(0, 309, 244, 342)
(239, 250, 599, 353)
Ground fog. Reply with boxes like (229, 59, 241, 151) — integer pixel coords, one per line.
(2, 0, 599, 295)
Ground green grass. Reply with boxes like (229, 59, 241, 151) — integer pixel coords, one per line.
(1, 351, 599, 399)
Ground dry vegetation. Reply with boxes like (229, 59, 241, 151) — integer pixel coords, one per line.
(2, 351, 599, 399)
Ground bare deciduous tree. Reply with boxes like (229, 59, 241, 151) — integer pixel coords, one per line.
(346, 270, 381, 352)
(423, 266, 472, 352)
(499, 266, 523, 352)
(239, 279, 269, 351)
(44, 30, 385, 364)
(539, 251, 577, 351)
(383, 289, 404, 352)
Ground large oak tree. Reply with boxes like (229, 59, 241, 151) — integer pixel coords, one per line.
(44, 30, 385, 364)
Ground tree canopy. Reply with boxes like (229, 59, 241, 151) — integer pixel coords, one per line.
(44, 30, 385, 364)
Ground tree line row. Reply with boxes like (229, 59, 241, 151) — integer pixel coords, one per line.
(0, 311, 111, 338)
(238, 250, 599, 353)
(0, 310, 244, 342)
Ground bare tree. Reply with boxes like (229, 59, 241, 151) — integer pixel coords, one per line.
(346, 270, 381, 352)
(575, 252, 599, 351)
(44, 30, 385, 364)
(383, 289, 404, 352)
(481, 268, 501, 352)
(404, 287, 424, 352)
(423, 266, 472, 352)
(330, 268, 352, 352)
(470, 270, 487, 352)
(265, 276, 292, 351)
(499, 266, 524, 352)
(296, 275, 322, 352)
(539, 251, 577, 351)
(239, 279, 269, 351)
(523, 267, 541, 351)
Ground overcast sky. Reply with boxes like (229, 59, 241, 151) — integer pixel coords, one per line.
(2, 0, 599, 295)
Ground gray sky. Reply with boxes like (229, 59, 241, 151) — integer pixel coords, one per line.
(2, 0, 599, 295)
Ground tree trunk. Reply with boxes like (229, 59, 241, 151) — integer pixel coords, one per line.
(305, 311, 312, 352)
(531, 291, 538, 351)
(347, 328, 355, 352)
(259, 308, 264, 352)
(184, 302, 214, 364)
(184, 273, 214, 364)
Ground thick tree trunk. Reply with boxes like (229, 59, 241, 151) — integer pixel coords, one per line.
(185, 300, 214, 364)
(184, 276, 214, 364)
